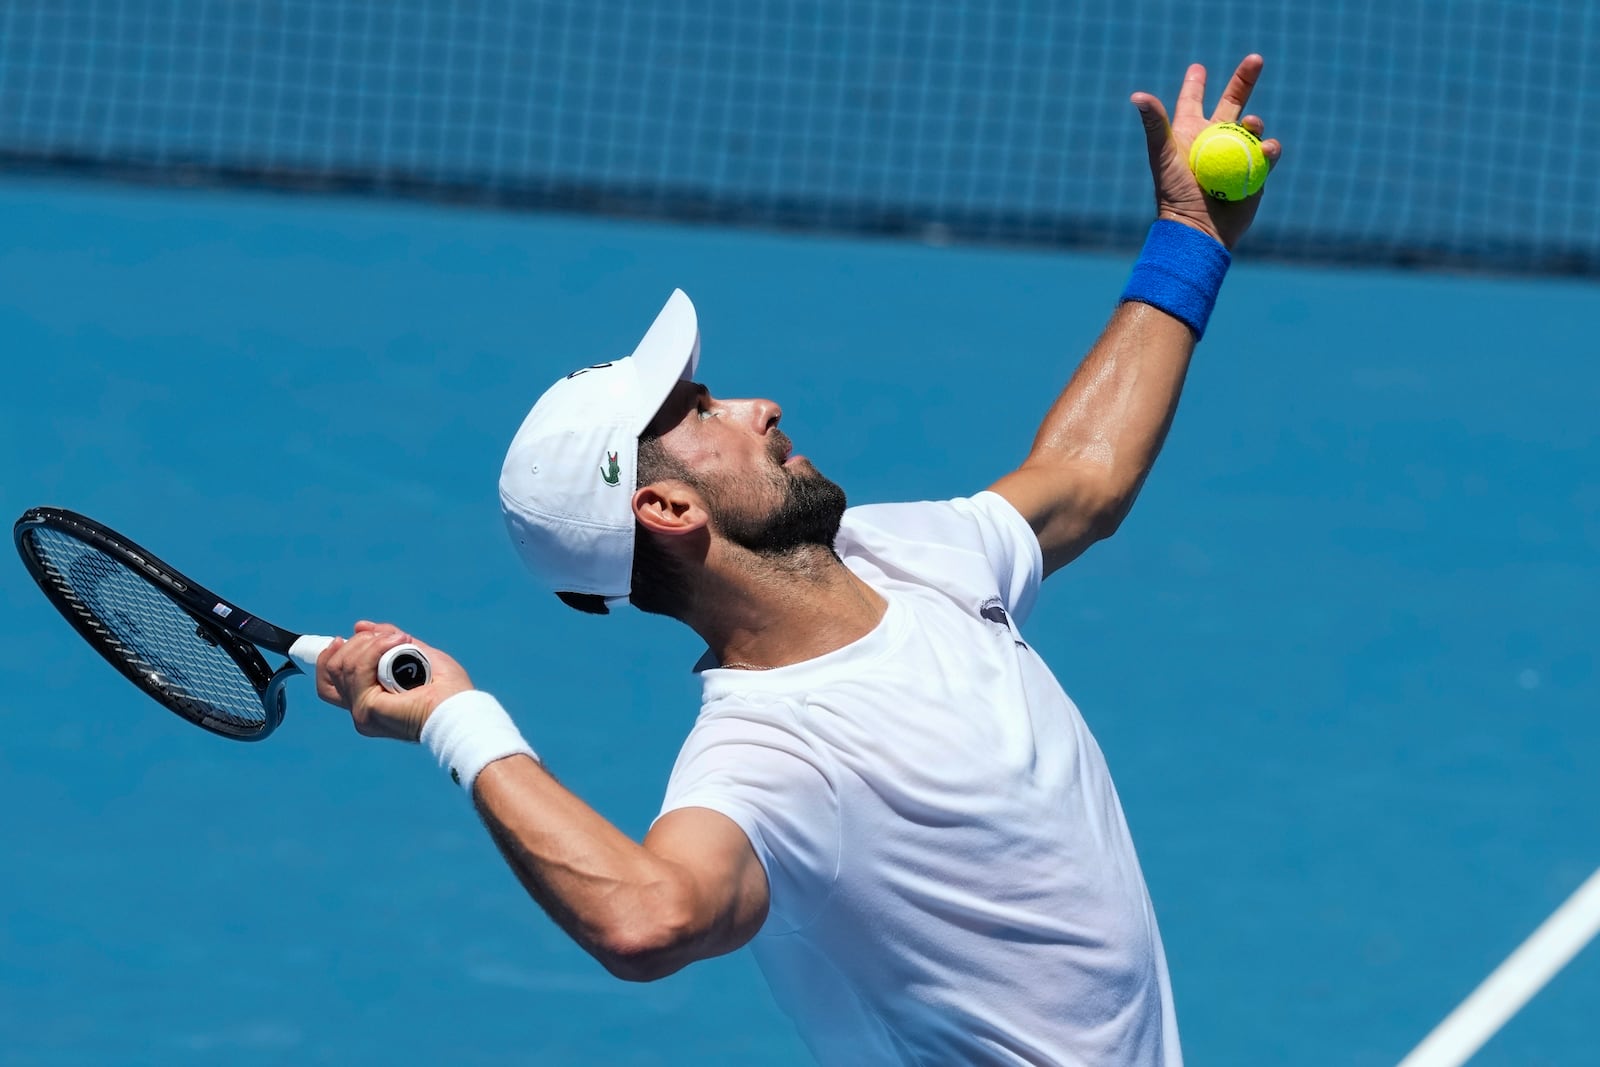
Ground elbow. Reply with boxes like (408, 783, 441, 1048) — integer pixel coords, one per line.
(591, 903, 700, 984)
(1056, 465, 1141, 545)
(1088, 496, 1134, 542)
(1080, 483, 1137, 543)
(600, 956, 679, 984)
(595, 942, 681, 984)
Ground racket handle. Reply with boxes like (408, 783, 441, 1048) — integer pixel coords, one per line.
(287, 635, 433, 693)
(288, 635, 335, 676)
(377, 643, 432, 691)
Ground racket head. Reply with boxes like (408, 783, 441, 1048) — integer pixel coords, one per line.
(14, 507, 288, 740)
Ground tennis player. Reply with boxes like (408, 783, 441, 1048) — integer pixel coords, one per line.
(318, 55, 1280, 1065)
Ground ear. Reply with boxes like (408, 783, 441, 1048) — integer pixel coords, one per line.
(633, 480, 709, 537)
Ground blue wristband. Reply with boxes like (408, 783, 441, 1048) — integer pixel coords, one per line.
(1119, 220, 1231, 339)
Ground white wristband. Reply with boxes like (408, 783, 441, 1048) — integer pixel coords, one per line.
(420, 690, 538, 795)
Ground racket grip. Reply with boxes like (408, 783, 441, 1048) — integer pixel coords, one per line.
(287, 635, 432, 693)
(377, 643, 432, 692)
(288, 635, 335, 676)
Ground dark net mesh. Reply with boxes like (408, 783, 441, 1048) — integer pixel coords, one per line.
(1, 1, 1597, 275)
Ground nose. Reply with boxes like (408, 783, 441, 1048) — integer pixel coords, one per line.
(730, 397, 782, 432)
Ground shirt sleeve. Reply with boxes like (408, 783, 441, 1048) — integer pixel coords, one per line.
(837, 491, 1044, 626)
(948, 490, 1044, 625)
(655, 697, 840, 934)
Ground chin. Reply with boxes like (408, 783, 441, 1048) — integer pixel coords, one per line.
(716, 465, 848, 555)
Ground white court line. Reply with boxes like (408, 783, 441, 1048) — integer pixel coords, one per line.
(1397, 866, 1600, 1067)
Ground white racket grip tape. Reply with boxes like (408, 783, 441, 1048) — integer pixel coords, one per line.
(420, 690, 538, 795)
(289, 634, 335, 677)
(287, 635, 432, 694)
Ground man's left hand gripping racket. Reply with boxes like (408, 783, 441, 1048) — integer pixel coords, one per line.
(14, 506, 430, 741)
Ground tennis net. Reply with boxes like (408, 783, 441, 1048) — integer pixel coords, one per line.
(2, 1, 1596, 275)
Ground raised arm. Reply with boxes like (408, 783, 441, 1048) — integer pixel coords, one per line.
(317, 624, 769, 982)
(989, 55, 1282, 577)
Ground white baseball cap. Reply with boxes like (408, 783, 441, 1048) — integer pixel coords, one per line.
(499, 290, 701, 602)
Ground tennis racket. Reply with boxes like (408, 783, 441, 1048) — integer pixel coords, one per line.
(14, 506, 431, 741)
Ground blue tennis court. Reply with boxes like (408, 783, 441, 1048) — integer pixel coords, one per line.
(2, 2, 1598, 1060)
(1, 174, 1594, 1064)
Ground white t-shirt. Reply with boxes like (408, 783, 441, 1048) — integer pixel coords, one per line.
(657, 492, 1181, 1066)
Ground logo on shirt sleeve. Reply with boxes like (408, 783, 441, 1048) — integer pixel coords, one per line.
(979, 597, 1028, 649)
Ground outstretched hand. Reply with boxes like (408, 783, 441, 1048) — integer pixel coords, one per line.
(1132, 54, 1283, 250)
(316, 620, 475, 741)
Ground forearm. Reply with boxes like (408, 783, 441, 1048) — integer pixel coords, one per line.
(1023, 298, 1196, 514)
(991, 224, 1228, 573)
(472, 755, 700, 980)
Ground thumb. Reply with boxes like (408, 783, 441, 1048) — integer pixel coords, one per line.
(1130, 92, 1173, 164)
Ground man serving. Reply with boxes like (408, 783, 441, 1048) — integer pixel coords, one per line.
(317, 55, 1281, 1065)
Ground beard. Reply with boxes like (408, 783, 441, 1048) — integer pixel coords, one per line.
(701, 434, 848, 556)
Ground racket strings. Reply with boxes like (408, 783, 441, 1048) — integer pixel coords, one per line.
(23, 527, 269, 729)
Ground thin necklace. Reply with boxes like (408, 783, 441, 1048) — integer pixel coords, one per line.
(718, 580, 883, 673)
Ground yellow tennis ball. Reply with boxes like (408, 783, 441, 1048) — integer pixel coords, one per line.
(1188, 121, 1268, 201)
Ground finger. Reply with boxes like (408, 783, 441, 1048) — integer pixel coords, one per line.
(1239, 113, 1265, 138)
(1260, 137, 1282, 166)
(339, 628, 413, 670)
(315, 637, 345, 704)
(323, 632, 378, 685)
(374, 629, 413, 650)
(316, 634, 345, 678)
(1210, 54, 1264, 123)
(365, 620, 412, 642)
(1131, 92, 1174, 161)
(1173, 63, 1208, 125)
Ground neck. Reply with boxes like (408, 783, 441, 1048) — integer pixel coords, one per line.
(684, 544, 887, 671)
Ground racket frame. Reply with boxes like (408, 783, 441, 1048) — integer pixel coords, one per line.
(15, 506, 306, 740)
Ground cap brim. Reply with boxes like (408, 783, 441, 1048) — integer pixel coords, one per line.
(628, 289, 701, 434)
